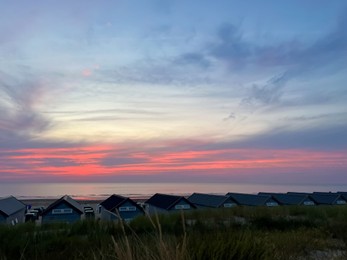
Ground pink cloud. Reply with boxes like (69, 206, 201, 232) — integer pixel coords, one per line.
(82, 68, 93, 77)
(1, 141, 346, 183)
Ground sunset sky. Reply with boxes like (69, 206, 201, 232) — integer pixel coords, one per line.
(1, 1, 346, 184)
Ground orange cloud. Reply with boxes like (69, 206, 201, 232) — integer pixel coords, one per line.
(82, 68, 92, 77)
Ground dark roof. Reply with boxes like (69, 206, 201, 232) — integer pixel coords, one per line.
(0, 196, 26, 217)
(310, 193, 345, 205)
(287, 192, 347, 205)
(100, 194, 127, 211)
(259, 192, 312, 205)
(313, 192, 336, 195)
(42, 195, 83, 215)
(188, 193, 231, 208)
(145, 193, 195, 210)
(287, 192, 310, 195)
(226, 192, 274, 206)
(100, 194, 143, 212)
(313, 192, 347, 197)
(337, 192, 347, 200)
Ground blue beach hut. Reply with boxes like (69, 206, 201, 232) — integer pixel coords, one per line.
(99, 194, 144, 222)
(259, 192, 315, 206)
(288, 192, 346, 205)
(226, 192, 279, 207)
(311, 192, 346, 205)
(145, 193, 196, 214)
(41, 195, 83, 224)
(0, 196, 26, 225)
(188, 193, 237, 209)
(337, 191, 347, 201)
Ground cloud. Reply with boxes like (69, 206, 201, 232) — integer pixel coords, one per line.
(101, 156, 149, 167)
(174, 52, 211, 68)
(223, 112, 236, 121)
(82, 68, 93, 77)
(97, 59, 213, 87)
(241, 73, 288, 106)
(0, 70, 53, 146)
(226, 123, 347, 151)
(209, 23, 251, 69)
(1, 138, 346, 183)
(175, 9, 347, 110)
(207, 10, 347, 74)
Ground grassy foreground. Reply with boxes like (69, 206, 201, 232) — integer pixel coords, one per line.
(1, 206, 347, 260)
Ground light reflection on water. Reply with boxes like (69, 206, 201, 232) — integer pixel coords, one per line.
(1, 182, 346, 200)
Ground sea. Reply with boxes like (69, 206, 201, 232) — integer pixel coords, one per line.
(1, 182, 347, 200)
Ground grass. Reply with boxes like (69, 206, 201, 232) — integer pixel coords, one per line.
(0, 206, 347, 259)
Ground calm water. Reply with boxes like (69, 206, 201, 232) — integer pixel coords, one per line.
(1, 182, 347, 200)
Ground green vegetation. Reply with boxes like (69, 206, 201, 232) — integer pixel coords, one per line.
(1, 206, 347, 260)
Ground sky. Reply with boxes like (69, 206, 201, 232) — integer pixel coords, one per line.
(0, 0, 346, 185)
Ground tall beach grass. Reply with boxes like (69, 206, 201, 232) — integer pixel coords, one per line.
(0, 205, 346, 260)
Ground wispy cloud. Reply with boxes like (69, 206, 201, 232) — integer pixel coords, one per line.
(215, 123, 347, 151)
(0, 70, 52, 145)
(175, 9, 347, 111)
(241, 73, 288, 106)
(209, 23, 251, 69)
(207, 10, 347, 74)
(0, 1, 346, 185)
(1, 140, 346, 183)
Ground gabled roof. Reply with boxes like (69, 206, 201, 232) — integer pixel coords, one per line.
(287, 192, 346, 205)
(259, 192, 312, 205)
(100, 194, 142, 212)
(188, 193, 232, 208)
(337, 191, 347, 200)
(100, 194, 127, 211)
(145, 193, 195, 210)
(0, 196, 26, 217)
(42, 195, 83, 215)
(310, 193, 345, 205)
(226, 192, 274, 206)
(287, 192, 310, 195)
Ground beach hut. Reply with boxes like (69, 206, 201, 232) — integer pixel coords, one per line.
(337, 192, 347, 201)
(0, 196, 26, 225)
(98, 194, 144, 222)
(288, 192, 346, 205)
(188, 193, 237, 209)
(258, 192, 315, 206)
(145, 193, 196, 214)
(226, 192, 279, 207)
(41, 195, 83, 224)
(312, 192, 346, 205)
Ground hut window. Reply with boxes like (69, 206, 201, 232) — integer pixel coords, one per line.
(52, 208, 73, 214)
(303, 201, 314, 206)
(223, 203, 235, 208)
(175, 204, 190, 210)
(119, 206, 136, 212)
(266, 202, 278, 207)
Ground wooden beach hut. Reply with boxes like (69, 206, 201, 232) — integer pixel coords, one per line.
(288, 192, 346, 205)
(258, 192, 315, 206)
(145, 193, 196, 214)
(312, 192, 346, 205)
(337, 191, 347, 201)
(0, 196, 26, 225)
(188, 193, 237, 209)
(226, 192, 279, 207)
(41, 195, 83, 224)
(98, 194, 144, 222)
